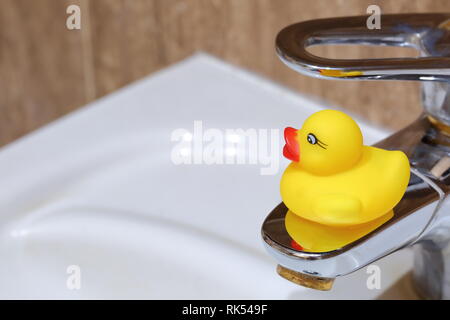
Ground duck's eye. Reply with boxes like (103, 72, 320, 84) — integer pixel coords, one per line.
(307, 133, 317, 145)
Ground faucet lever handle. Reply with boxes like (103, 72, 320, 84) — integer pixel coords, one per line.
(276, 13, 450, 82)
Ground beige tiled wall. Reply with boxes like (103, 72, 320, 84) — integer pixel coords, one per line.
(2, 0, 449, 146)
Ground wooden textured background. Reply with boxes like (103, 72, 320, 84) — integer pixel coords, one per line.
(1, 0, 449, 147)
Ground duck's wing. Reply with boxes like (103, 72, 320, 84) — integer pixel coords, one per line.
(312, 194, 363, 226)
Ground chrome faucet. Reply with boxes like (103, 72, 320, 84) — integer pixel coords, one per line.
(261, 13, 450, 299)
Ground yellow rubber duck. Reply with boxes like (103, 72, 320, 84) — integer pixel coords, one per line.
(281, 109, 410, 252)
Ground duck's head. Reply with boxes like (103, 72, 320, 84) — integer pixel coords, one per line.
(283, 109, 363, 175)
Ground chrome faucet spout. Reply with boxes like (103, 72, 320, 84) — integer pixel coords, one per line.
(262, 116, 450, 298)
(263, 13, 450, 299)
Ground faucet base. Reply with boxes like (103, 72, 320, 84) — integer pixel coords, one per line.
(412, 241, 450, 300)
(276, 265, 334, 291)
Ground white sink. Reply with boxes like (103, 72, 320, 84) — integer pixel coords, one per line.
(0, 53, 417, 299)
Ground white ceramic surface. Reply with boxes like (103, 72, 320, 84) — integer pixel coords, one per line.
(0, 53, 415, 299)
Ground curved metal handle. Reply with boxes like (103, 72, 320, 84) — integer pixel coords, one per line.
(276, 13, 450, 81)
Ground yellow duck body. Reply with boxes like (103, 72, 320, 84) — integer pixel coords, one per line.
(281, 109, 410, 252)
(281, 145, 410, 226)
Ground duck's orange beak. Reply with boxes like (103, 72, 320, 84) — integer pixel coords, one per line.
(283, 127, 300, 162)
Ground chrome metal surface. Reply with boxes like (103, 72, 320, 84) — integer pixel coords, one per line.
(263, 13, 450, 299)
(276, 13, 450, 124)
